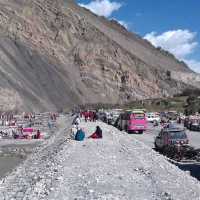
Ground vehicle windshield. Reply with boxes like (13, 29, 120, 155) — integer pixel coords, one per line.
(169, 131, 187, 139)
(131, 113, 145, 120)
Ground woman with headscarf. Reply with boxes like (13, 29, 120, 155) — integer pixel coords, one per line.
(88, 126, 103, 139)
(75, 128, 85, 141)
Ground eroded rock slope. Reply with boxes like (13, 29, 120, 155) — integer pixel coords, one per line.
(0, 0, 198, 111)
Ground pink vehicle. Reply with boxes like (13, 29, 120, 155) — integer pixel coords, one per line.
(23, 128, 34, 133)
(118, 110, 147, 134)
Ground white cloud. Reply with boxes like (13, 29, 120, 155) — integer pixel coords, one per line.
(144, 30, 198, 59)
(184, 59, 200, 73)
(79, 0, 122, 17)
(117, 20, 128, 29)
(144, 29, 200, 72)
(111, 18, 128, 29)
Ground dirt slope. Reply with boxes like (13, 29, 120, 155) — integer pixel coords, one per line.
(0, 0, 198, 111)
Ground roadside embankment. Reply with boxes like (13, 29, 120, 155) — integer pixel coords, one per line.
(48, 121, 200, 200)
(0, 113, 59, 180)
(0, 140, 41, 179)
(0, 119, 200, 200)
(0, 115, 72, 200)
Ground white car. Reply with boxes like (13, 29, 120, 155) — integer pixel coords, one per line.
(146, 113, 160, 123)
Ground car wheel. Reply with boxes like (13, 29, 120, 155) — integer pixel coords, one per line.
(124, 125, 128, 132)
(138, 130, 143, 134)
(154, 142, 159, 151)
(119, 126, 122, 131)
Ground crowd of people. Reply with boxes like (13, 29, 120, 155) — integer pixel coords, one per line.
(71, 111, 103, 142)
(0, 113, 16, 126)
(0, 126, 42, 140)
(0, 112, 58, 140)
(80, 111, 98, 122)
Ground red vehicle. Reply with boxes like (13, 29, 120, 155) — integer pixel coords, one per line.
(118, 110, 147, 134)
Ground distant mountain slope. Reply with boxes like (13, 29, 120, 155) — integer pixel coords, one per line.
(68, 1, 191, 72)
(0, 0, 198, 111)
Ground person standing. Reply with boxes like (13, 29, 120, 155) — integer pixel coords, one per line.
(36, 130, 41, 139)
(71, 125, 78, 139)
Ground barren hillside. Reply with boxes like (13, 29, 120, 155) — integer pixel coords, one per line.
(0, 0, 198, 111)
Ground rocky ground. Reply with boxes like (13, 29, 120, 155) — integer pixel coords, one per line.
(0, 115, 71, 199)
(0, 117, 200, 200)
(0, 0, 198, 112)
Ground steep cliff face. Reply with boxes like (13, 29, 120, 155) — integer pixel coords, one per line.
(0, 0, 197, 111)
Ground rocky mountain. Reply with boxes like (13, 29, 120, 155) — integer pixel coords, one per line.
(0, 0, 199, 112)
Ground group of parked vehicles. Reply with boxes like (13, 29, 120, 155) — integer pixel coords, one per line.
(183, 115, 200, 131)
(100, 109, 162, 134)
(96, 108, 200, 164)
(77, 107, 200, 163)
(99, 109, 182, 134)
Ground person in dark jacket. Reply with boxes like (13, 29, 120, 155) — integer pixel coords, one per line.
(93, 112, 98, 122)
(35, 130, 41, 139)
(75, 128, 85, 141)
(84, 111, 89, 122)
(88, 126, 102, 139)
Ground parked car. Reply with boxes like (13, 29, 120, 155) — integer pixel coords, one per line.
(146, 112, 160, 123)
(108, 113, 121, 126)
(97, 112, 108, 123)
(190, 120, 200, 131)
(184, 116, 200, 131)
(154, 127, 189, 151)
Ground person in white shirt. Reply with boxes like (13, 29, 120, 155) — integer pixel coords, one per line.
(70, 125, 78, 139)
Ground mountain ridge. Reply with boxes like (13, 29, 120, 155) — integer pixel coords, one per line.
(69, 1, 191, 72)
(0, 0, 198, 112)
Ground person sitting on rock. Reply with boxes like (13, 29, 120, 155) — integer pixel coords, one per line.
(75, 128, 85, 141)
(88, 126, 103, 139)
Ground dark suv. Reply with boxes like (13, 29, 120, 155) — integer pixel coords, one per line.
(155, 127, 189, 151)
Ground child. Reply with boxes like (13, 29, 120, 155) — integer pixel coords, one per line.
(71, 125, 78, 139)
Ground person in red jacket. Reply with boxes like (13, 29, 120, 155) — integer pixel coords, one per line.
(89, 111, 93, 122)
(88, 126, 102, 139)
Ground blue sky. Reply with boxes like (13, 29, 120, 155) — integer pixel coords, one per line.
(78, 0, 200, 73)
